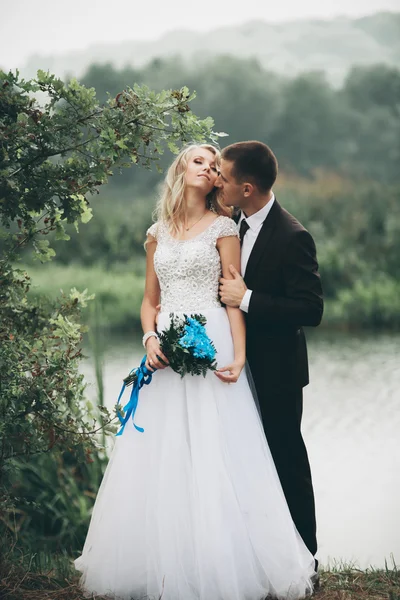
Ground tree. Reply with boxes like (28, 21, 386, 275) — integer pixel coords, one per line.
(185, 56, 282, 145)
(344, 64, 400, 116)
(341, 65, 400, 182)
(269, 72, 352, 175)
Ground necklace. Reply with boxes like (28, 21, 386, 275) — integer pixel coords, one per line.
(184, 212, 207, 231)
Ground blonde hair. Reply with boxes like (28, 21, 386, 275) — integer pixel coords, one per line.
(154, 143, 231, 236)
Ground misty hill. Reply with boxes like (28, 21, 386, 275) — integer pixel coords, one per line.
(20, 11, 400, 85)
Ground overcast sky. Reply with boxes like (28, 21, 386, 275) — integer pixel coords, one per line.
(1, 0, 399, 69)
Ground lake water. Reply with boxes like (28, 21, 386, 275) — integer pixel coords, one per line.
(81, 330, 400, 570)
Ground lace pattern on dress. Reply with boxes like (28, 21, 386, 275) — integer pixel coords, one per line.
(146, 216, 239, 312)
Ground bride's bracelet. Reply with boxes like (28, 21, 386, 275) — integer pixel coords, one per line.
(142, 331, 159, 349)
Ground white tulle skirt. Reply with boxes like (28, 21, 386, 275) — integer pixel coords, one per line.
(75, 307, 315, 600)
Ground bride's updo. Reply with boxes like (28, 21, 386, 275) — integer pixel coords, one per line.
(155, 143, 231, 236)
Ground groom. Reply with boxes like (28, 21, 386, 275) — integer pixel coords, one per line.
(217, 141, 323, 571)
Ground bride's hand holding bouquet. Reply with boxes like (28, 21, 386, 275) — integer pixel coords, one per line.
(144, 336, 169, 372)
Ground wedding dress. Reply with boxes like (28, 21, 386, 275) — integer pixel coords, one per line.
(74, 216, 315, 600)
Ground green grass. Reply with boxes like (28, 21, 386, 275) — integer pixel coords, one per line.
(316, 557, 400, 599)
(1, 547, 399, 600)
(24, 262, 145, 330)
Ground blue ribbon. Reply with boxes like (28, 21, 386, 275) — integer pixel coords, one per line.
(116, 355, 154, 436)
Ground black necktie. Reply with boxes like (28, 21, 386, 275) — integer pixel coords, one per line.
(239, 219, 250, 247)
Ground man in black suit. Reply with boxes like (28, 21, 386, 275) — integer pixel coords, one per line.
(218, 141, 323, 572)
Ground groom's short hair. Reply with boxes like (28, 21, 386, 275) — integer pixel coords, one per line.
(221, 141, 278, 193)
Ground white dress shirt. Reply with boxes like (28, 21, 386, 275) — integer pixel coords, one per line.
(239, 193, 275, 313)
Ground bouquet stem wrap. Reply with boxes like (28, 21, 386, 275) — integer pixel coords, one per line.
(116, 355, 153, 436)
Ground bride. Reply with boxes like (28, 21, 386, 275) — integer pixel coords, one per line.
(74, 144, 315, 600)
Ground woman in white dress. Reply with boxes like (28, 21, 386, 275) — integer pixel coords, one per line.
(74, 144, 315, 600)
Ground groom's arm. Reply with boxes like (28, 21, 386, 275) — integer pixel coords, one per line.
(247, 229, 323, 327)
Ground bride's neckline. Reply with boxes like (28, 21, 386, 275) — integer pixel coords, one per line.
(165, 215, 222, 243)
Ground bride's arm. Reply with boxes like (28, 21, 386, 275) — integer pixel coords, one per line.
(140, 234, 169, 370)
(215, 235, 246, 383)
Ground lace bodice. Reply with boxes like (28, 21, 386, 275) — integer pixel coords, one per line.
(146, 216, 239, 312)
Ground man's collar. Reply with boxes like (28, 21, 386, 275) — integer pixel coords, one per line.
(240, 193, 275, 231)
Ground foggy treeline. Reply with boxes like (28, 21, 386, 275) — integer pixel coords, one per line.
(24, 56, 400, 329)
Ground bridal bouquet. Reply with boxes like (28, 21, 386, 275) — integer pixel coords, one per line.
(115, 314, 217, 435)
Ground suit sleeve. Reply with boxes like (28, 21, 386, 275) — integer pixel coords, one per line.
(247, 229, 323, 327)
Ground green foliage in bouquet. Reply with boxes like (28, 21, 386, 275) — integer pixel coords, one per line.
(161, 314, 218, 378)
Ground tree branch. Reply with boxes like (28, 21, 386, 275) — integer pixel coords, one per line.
(8, 135, 101, 178)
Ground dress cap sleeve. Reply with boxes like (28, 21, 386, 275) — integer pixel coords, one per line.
(215, 216, 239, 240)
(146, 222, 158, 240)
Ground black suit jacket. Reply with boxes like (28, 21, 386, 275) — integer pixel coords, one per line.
(238, 200, 323, 391)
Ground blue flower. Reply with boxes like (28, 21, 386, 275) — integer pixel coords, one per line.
(178, 317, 216, 360)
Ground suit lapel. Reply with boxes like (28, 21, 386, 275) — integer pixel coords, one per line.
(243, 200, 281, 285)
